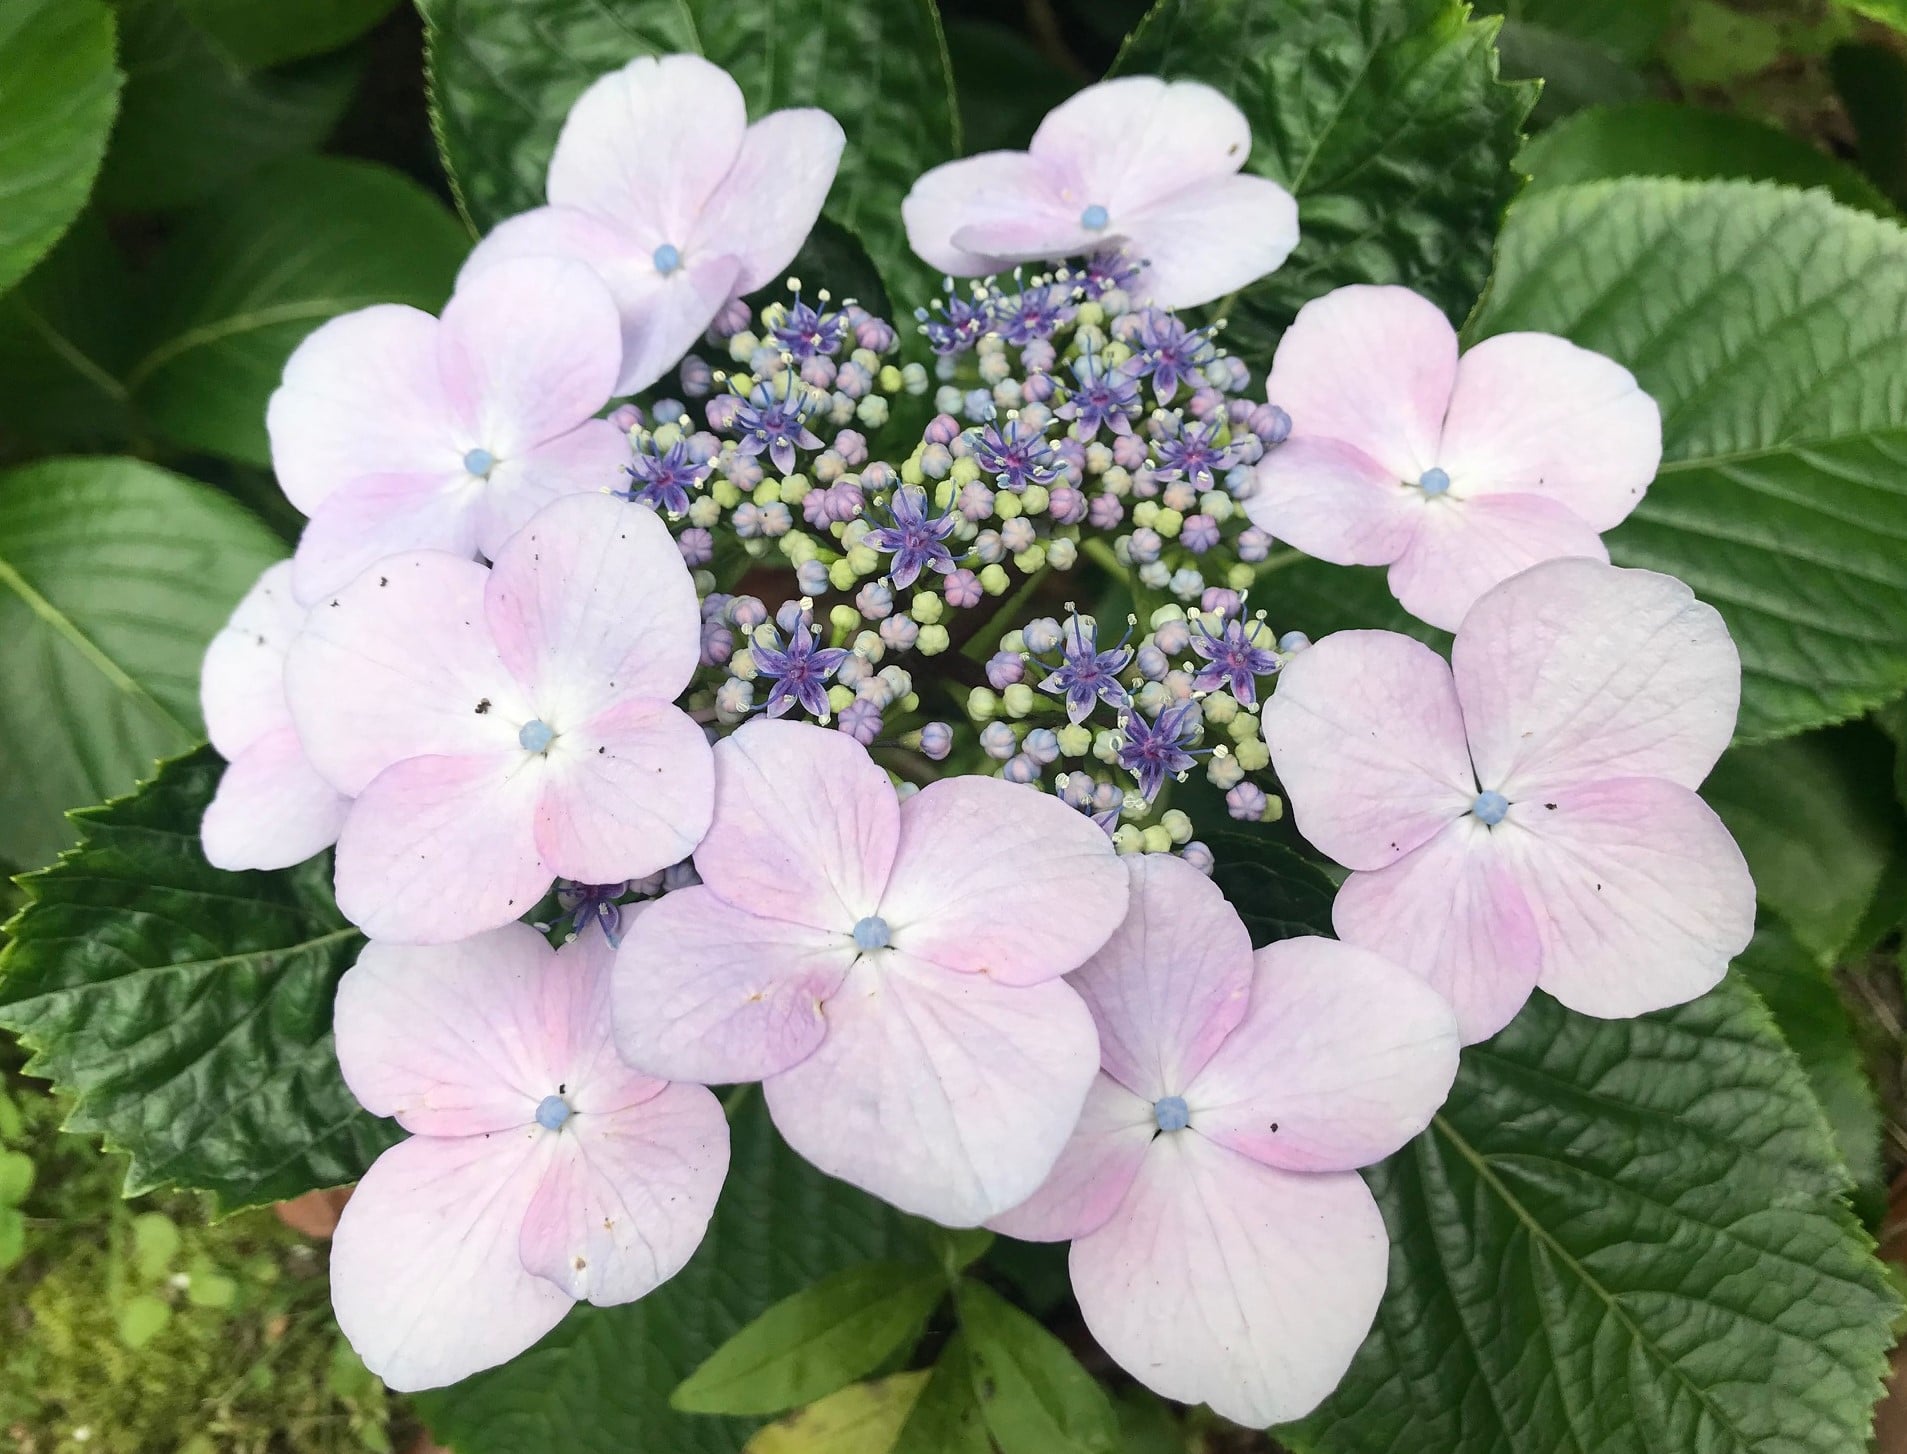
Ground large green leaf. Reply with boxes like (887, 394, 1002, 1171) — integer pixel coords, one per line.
(126, 156, 469, 465)
(0, 0, 121, 298)
(1111, 0, 1536, 362)
(1290, 976, 1898, 1454)
(956, 1280, 1118, 1454)
(179, 0, 398, 69)
(0, 458, 284, 869)
(0, 748, 396, 1212)
(1467, 178, 1907, 742)
(1475, 0, 1670, 62)
(421, 0, 959, 311)
(0, 215, 136, 458)
(1206, 829, 1337, 942)
(415, 1096, 923, 1454)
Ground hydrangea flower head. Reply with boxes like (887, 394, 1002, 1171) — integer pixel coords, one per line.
(199, 561, 349, 870)
(330, 924, 727, 1391)
(991, 855, 1459, 1426)
(1247, 285, 1662, 631)
(285, 492, 712, 943)
(611, 720, 1130, 1226)
(1261, 558, 1754, 1042)
(902, 77, 1299, 308)
(463, 54, 846, 395)
(267, 257, 628, 602)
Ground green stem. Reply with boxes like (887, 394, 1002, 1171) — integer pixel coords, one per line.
(957, 564, 1053, 661)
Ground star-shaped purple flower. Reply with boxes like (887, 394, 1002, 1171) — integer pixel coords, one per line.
(1132, 310, 1217, 403)
(555, 880, 632, 946)
(971, 415, 1062, 493)
(622, 435, 712, 514)
(863, 486, 959, 589)
(1153, 413, 1236, 490)
(772, 297, 848, 360)
(1055, 348, 1142, 440)
(1035, 615, 1134, 724)
(1190, 615, 1281, 706)
(916, 291, 989, 356)
(732, 375, 826, 475)
(1117, 699, 1202, 799)
(751, 613, 850, 720)
(994, 282, 1077, 344)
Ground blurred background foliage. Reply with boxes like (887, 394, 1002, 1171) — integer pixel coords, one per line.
(2, 0, 1906, 1450)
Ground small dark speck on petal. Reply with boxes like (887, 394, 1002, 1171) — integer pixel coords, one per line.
(1270, 1122, 1279, 1132)
(1545, 802, 1556, 809)
(378, 576, 388, 587)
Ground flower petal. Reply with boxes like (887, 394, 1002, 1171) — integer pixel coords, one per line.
(518, 1081, 728, 1305)
(1031, 77, 1250, 217)
(611, 253, 745, 398)
(1070, 1134, 1388, 1428)
(436, 256, 623, 457)
(763, 954, 1100, 1226)
(333, 751, 549, 943)
(693, 720, 900, 933)
(1260, 630, 1473, 870)
(987, 1073, 1154, 1243)
(1264, 285, 1457, 480)
(474, 419, 628, 561)
(877, 775, 1128, 986)
(1509, 778, 1754, 1020)
(1187, 936, 1459, 1170)
(292, 471, 479, 604)
(533, 698, 714, 885)
(1120, 173, 1298, 308)
(902, 151, 1056, 276)
(1245, 435, 1422, 567)
(202, 561, 301, 756)
(538, 928, 670, 1116)
(1453, 557, 1741, 796)
(201, 728, 350, 872)
(484, 491, 701, 724)
(1437, 331, 1661, 531)
(695, 108, 847, 292)
(285, 552, 523, 796)
(330, 1130, 570, 1393)
(1386, 491, 1609, 634)
(1068, 854, 1253, 1101)
(266, 304, 454, 515)
(611, 885, 858, 1084)
(1332, 818, 1546, 1045)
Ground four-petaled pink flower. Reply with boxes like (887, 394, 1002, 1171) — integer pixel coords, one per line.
(1247, 285, 1662, 631)
(330, 923, 728, 1391)
(611, 720, 1130, 1226)
(464, 54, 846, 397)
(200, 561, 349, 871)
(268, 256, 630, 603)
(286, 492, 713, 944)
(1262, 558, 1755, 1044)
(902, 77, 1299, 309)
(990, 854, 1459, 1427)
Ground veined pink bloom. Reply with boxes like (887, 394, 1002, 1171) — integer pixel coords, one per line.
(286, 492, 712, 944)
(464, 54, 845, 396)
(200, 560, 349, 870)
(269, 256, 629, 602)
(991, 854, 1459, 1427)
(903, 76, 1298, 309)
(1262, 558, 1754, 1043)
(330, 924, 727, 1391)
(1247, 285, 1661, 631)
(612, 719, 1129, 1226)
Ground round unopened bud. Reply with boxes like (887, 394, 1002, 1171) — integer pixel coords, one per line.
(916, 623, 950, 655)
(1002, 682, 1035, 718)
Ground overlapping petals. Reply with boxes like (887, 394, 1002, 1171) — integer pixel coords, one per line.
(992, 855, 1459, 1427)
(1263, 558, 1754, 1042)
(1248, 285, 1662, 630)
(903, 77, 1298, 308)
(199, 561, 349, 870)
(463, 55, 845, 396)
(329, 924, 727, 1391)
(612, 719, 1129, 1226)
(285, 492, 712, 943)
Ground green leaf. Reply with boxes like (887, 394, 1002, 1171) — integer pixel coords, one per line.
(1206, 829, 1338, 943)
(0, 216, 136, 458)
(944, 19, 1081, 154)
(672, 1260, 946, 1416)
(0, 747, 396, 1211)
(97, 0, 358, 213)
(131, 1211, 181, 1280)
(957, 1280, 1118, 1454)
(1703, 725, 1905, 962)
(926, 1224, 994, 1279)
(1288, 975, 1899, 1454)
(0, 458, 284, 869)
(1832, 42, 1907, 207)
(1522, 101, 1898, 216)
(415, 1097, 922, 1454)
(741, 1372, 933, 1454)
(891, 1334, 989, 1454)
(1111, 0, 1536, 361)
(126, 156, 469, 464)
(1489, 19, 1646, 128)
(117, 1293, 172, 1349)
(0, 0, 121, 298)
(1466, 178, 1907, 742)
(421, 0, 959, 309)
(0, 1148, 34, 1206)
(0, 1208, 23, 1270)
(1474, 0, 1671, 62)
(178, 0, 398, 69)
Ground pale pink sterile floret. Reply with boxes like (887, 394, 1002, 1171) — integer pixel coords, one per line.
(267, 256, 630, 603)
(1262, 557, 1755, 1044)
(199, 560, 350, 871)
(902, 76, 1299, 309)
(611, 719, 1130, 1228)
(989, 854, 1459, 1428)
(284, 491, 712, 944)
(1247, 285, 1662, 631)
(329, 922, 728, 1392)
(461, 54, 846, 397)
